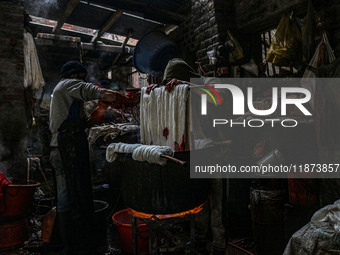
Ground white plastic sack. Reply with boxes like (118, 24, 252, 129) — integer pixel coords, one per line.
(284, 199, 340, 255)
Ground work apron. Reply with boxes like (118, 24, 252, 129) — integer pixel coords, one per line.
(57, 117, 95, 251)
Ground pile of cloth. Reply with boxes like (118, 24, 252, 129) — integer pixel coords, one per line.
(88, 123, 140, 145)
(140, 84, 190, 152)
(106, 143, 173, 166)
(24, 32, 45, 91)
(284, 199, 340, 255)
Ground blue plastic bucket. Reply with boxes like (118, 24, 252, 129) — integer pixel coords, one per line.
(133, 31, 178, 76)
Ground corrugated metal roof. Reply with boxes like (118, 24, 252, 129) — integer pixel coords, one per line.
(24, 0, 188, 39)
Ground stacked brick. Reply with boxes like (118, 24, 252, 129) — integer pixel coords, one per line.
(170, 0, 236, 73)
(0, 1, 28, 175)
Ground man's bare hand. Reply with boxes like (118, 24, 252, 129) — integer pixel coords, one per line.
(165, 79, 189, 92)
(146, 84, 160, 94)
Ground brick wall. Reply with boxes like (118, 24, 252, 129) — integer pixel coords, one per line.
(169, 0, 237, 74)
(170, 0, 321, 74)
(0, 1, 28, 177)
(235, 0, 308, 32)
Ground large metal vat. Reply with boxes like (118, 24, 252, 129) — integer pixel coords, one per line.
(109, 150, 210, 214)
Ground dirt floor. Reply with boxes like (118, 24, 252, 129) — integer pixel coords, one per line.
(1, 222, 123, 255)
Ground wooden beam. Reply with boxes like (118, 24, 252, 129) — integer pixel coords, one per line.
(37, 33, 81, 42)
(81, 42, 132, 53)
(34, 38, 134, 54)
(162, 24, 178, 35)
(91, 9, 124, 44)
(53, 0, 81, 34)
(112, 29, 133, 66)
(31, 24, 123, 47)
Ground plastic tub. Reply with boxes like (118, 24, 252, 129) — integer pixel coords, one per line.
(0, 179, 40, 221)
(0, 218, 28, 250)
(112, 209, 149, 254)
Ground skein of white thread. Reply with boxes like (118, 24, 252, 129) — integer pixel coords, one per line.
(132, 145, 174, 166)
(106, 143, 141, 162)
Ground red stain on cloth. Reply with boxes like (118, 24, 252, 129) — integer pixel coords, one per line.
(163, 127, 169, 140)
(174, 134, 186, 152)
(0, 172, 11, 213)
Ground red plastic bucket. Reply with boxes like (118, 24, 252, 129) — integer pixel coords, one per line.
(112, 209, 149, 254)
(0, 179, 40, 220)
(0, 218, 29, 250)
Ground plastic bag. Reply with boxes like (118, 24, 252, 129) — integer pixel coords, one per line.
(266, 14, 302, 66)
(300, 32, 336, 109)
(207, 49, 217, 65)
(226, 31, 244, 63)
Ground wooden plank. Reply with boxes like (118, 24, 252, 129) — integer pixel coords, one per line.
(34, 38, 134, 54)
(112, 29, 133, 66)
(81, 42, 128, 53)
(91, 9, 124, 44)
(37, 33, 81, 42)
(35, 38, 78, 48)
(53, 0, 81, 34)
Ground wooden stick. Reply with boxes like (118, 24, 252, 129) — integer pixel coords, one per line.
(213, 140, 232, 145)
(27, 158, 30, 182)
(91, 9, 124, 44)
(101, 145, 187, 166)
(160, 154, 187, 167)
(53, 0, 81, 34)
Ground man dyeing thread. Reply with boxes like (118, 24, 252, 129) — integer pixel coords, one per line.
(49, 61, 133, 255)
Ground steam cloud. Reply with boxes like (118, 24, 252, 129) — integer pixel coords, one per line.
(0, 136, 10, 177)
(25, 0, 60, 17)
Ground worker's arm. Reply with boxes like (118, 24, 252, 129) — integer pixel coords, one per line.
(66, 79, 138, 104)
(100, 88, 122, 103)
(88, 90, 140, 126)
(165, 78, 189, 92)
(101, 88, 140, 105)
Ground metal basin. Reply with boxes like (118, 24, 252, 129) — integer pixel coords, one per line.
(109, 149, 210, 214)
